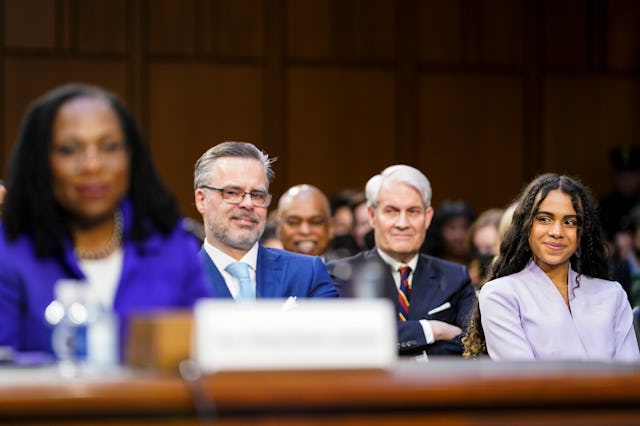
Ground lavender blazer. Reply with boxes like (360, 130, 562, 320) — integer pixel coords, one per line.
(480, 260, 640, 361)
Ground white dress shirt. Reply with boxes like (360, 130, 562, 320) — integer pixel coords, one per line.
(80, 248, 124, 309)
(203, 240, 258, 299)
(377, 249, 435, 344)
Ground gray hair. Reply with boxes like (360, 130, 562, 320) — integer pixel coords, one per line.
(194, 141, 276, 189)
(365, 164, 432, 209)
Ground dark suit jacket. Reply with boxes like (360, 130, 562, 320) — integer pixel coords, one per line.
(326, 248, 476, 356)
(200, 245, 338, 298)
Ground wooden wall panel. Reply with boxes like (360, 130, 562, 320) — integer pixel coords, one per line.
(349, 0, 396, 61)
(606, 0, 640, 71)
(75, 0, 128, 53)
(147, 63, 263, 218)
(286, 0, 395, 61)
(214, 0, 265, 57)
(286, 0, 333, 59)
(418, 74, 525, 212)
(545, 0, 589, 70)
(544, 77, 640, 197)
(286, 68, 395, 198)
(3, 0, 56, 49)
(0, 0, 639, 221)
(146, 0, 198, 55)
(418, 0, 462, 64)
(480, 0, 524, 66)
(2, 58, 127, 171)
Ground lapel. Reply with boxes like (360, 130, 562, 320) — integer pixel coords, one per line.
(368, 250, 447, 317)
(199, 248, 233, 298)
(255, 245, 285, 297)
(409, 254, 445, 316)
(365, 249, 401, 301)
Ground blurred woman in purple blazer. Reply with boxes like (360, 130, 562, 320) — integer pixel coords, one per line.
(0, 83, 211, 359)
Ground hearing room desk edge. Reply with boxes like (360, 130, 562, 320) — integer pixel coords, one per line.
(1, 358, 639, 425)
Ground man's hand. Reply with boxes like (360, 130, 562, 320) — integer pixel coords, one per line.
(428, 320, 462, 341)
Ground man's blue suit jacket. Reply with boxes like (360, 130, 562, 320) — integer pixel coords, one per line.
(326, 248, 476, 356)
(200, 245, 338, 298)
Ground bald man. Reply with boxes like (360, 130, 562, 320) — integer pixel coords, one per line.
(276, 184, 337, 261)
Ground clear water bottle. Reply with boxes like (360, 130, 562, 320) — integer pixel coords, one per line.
(45, 279, 118, 374)
(86, 301, 119, 369)
(353, 260, 385, 299)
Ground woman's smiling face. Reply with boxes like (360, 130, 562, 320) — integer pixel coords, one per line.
(528, 189, 579, 274)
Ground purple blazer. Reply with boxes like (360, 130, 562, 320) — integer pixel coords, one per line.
(0, 200, 212, 357)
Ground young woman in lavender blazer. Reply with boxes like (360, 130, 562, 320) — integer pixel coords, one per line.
(464, 173, 639, 361)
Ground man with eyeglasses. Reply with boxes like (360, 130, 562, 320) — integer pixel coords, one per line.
(194, 141, 338, 299)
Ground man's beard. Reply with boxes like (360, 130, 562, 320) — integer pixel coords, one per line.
(210, 215, 265, 251)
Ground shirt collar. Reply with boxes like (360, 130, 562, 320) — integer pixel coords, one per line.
(376, 248, 419, 272)
(204, 239, 259, 273)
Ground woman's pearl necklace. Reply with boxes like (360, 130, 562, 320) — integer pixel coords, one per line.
(75, 209, 123, 260)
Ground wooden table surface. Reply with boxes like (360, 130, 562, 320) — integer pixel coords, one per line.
(1, 358, 639, 425)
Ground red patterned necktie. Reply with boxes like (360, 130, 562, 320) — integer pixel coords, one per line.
(397, 266, 412, 321)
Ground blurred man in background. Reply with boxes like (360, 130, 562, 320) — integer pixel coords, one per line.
(276, 184, 337, 262)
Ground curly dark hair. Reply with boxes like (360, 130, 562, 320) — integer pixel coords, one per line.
(2, 83, 181, 257)
(462, 173, 609, 357)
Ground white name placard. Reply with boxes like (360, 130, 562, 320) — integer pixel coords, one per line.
(192, 298, 397, 371)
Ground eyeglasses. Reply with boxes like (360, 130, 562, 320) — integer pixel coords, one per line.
(201, 185, 272, 207)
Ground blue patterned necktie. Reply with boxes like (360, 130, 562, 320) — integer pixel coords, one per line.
(397, 266, 412, 321)
(226, 261, 256, 300)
